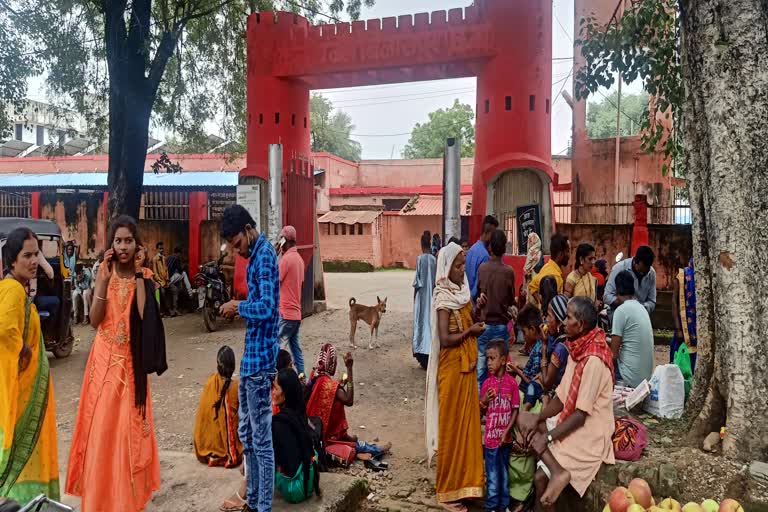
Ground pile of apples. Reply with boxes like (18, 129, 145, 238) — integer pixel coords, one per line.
(604, 478, 744, 512)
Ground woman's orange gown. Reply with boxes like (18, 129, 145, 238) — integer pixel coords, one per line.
(65, 271, 160, 511)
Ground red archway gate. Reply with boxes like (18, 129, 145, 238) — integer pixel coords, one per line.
(241, 0, 554, 297)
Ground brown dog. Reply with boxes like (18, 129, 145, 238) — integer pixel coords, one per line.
(348, 296, 387, 349)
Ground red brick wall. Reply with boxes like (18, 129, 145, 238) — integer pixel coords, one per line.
(557, 222, 691, 290)
(318, 222, 376, 266)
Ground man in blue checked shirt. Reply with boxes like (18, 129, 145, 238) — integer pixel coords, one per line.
(219, 205, 279, 512)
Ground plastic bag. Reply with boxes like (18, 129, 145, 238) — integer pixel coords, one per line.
(643, 364, 685, 418)
(674, 344, 693, 401)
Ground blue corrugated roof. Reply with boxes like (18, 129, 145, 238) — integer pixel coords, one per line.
(0, 172, 238, 189)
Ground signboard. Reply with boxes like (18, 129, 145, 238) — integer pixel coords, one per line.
(237, 184, 261, 232)
(516, 203, 541, 255)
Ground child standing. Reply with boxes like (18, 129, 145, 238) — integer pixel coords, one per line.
(480, 339, 520, 512)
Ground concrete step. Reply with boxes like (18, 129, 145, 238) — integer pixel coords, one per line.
(59, 450, 368, 511)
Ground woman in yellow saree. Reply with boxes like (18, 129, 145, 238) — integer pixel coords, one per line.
(425, 242, 485, 511)
(193, 345, 242, 467)
(0, 227, 59, 504)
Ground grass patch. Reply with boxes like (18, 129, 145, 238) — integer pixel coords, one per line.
(323, 260, 374, 273)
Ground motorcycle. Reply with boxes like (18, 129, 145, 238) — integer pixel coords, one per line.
(194, 244, 230, 332)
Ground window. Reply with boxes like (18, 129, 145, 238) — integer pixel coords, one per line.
(334, 224, 339, 235)
(341, 224, 347, 235)
(358, 223, 363, 235)
(275, 112, 280, 124)
(326, 223, 331, 235)
(484, 99, 490, 114)
(14, 124, 22, 141)
(304, 117, 307, 128)
(505, 96, 512, 111)
(529, 95, 535, 111)
(382, 198, 409, 211)
(259, 113, 263, 124)
(143, 190, 190, 220)
(291, 114, 296, 126)
(546, 99, 550, 114)
(349, 223, 356, 236)
(36, 126, 44, 145)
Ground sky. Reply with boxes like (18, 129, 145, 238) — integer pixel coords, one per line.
(24, 0, 643, 159)
(315, 0, 577, 159)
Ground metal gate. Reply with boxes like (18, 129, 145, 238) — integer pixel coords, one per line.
(283, 154, 316, 317)
(492, 169, 547, 254)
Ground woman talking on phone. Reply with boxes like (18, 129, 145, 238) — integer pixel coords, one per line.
(65, 215, 166, 511)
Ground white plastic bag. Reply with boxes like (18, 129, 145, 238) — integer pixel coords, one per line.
(643, 365, 684, 418)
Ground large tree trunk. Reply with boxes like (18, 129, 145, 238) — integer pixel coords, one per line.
(106, 80, 152, 220)
(680, 0, 768, 460)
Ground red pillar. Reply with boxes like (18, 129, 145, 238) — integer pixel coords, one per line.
(188, 191, 208, 275)
(30, 192, 41, 219)
(631, 194, 649, 254)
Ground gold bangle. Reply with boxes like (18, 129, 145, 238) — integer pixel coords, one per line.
(95, 295, 106, 301)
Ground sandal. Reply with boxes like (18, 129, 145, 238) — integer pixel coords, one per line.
(220, 492, 246, 512)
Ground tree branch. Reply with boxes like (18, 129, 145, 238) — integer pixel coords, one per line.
(180, 0, 238, 24)
(148, 30, 179, 95)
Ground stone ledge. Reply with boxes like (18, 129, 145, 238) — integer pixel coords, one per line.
(59, 450, 368, 511)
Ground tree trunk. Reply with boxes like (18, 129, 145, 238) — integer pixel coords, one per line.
(106, 79, 153, 221)
(680, 0, 768, 460)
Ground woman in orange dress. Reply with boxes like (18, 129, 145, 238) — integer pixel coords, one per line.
(65, 216, 161, 511)
(425, 242, 485, 511)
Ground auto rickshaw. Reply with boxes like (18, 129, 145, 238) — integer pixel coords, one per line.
(0, 218, 75, 358)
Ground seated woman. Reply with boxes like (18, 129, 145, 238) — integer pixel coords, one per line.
(273, 368, 321, 503)
(306, 344, 390, 457)
(193, 346, 242, 468)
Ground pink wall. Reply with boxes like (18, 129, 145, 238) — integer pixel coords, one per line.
(318, 221, 378, 266)
(380, 215, 442, 269)
(357, 158, 475, 187)
(0, 153, 244, 175)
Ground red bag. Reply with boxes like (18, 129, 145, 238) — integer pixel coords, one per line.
(612, 416, 647, 461)
(325, 442, 356, 468)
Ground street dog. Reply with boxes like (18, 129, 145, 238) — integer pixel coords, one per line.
(348, 296, 387, 349)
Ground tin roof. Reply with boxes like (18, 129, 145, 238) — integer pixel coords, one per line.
(400, 195, 472, 216)
(317, 210, 381, 225)
(0, 171, 238, 189)
(0, 218, 62, 237)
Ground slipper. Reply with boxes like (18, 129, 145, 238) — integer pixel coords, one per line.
(364, 458, 387, 472)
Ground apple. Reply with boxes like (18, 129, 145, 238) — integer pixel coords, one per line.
(701, 500, 719, 512)
(627, 505, 646, 512)
(628, 478, 654, 508)
(718, 499, 744, 512)
(660, 498, 683, 512)
(609, 486, 636, 512)
(682, 503, 704, 512)
(649, 508, 665, 512)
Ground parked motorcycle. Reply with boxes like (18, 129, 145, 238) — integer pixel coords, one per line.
(194, 244, 230, 332)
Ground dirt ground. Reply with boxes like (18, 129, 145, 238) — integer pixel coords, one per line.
(48, 271, 764, 511)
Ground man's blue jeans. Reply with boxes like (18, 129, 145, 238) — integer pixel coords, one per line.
(476, 323, 509, 391)
(278, 317, 305, 374)
(484, 444, 511, 512)
(239, 371, 276, 511)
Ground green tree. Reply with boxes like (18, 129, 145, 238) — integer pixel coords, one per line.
(9, 0, 373, 219)
(310, 94, 362, 162)
(402, 99, 475, 159)
(575, 0, 768, 460)
(0, 4, 39, 139)
(586, 91, 650, 139)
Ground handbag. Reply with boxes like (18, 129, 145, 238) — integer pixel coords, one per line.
(325, 442, 356, 468)
(612, 416, 647, 461)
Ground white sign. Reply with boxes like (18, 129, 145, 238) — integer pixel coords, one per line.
(237, 184, 261, 232)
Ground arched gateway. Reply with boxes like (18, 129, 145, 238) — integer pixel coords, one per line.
(236, 0, 554, 300)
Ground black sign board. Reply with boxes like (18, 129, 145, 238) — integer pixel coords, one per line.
(516, 204, 541, 255)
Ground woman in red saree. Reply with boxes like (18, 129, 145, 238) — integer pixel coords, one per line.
(306, 344, 390, 456)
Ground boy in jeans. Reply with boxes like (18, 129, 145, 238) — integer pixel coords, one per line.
(480, 339, 520, 512)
